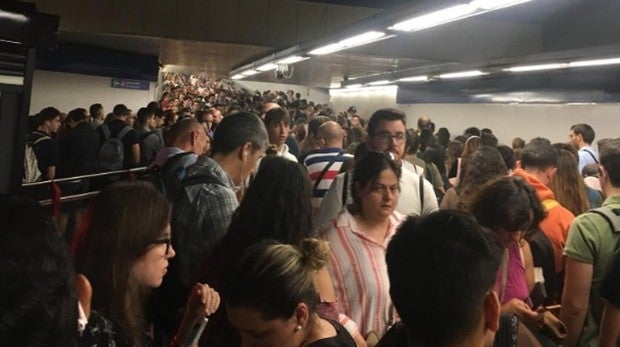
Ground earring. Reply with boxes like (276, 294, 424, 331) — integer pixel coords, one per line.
(294, 325, 302, 332)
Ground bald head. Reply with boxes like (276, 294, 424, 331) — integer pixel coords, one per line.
(317, 121, 344, 148)
(168, 118, 209, 154)
(417, 116, 431, 131)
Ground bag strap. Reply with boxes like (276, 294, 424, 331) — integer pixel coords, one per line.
(499, 249, 509, 303)
(588, 207, 620, 232)
(139, 131, 156, 141)
(312, 152, 344, 193)
(419, 174, 425, 213)
(101, 123, 111, 140)
(161, 152, 193, 173)
(582, 148, 599, 164)
(116, 126, 132, 140)
(33, 135, 51, 145)
(342, 171, 350, 208)
(180, 174, 225, 188)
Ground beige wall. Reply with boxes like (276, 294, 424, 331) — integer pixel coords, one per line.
(30, 70, 157, 115)
(330, 89, 620, 147)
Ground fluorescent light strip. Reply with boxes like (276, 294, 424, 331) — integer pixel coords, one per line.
(277, 56, 309, 64)
(256, 63, 278, 71)
(439, 70, 488, 79)
(390, 4, 477, 32)
(398, 75, 429, 82)
(569, 57, 620, 68)
(241, 69, 260, 76)
(367, 79, 392, 86)
(345, 84, 362, 89)
(470, 0, 532, 10)
(310, 31, 387, 55)
(504, 63, 568, 72)
(231, 74, 245, 80)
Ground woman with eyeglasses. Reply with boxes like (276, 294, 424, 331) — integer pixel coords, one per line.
(319, 151, 404, 339)
(74, 181, 220, 347)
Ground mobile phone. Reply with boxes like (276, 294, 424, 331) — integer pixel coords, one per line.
(184, 317, 209, 347)
(529, 282, 547, 309)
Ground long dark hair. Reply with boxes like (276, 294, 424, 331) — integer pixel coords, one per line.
(74, 181, 171, 347)
(202, 156, 313, 289)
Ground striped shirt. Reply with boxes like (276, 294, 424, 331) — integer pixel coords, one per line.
(304, 148, 354, 209)
(320, 209, 405, 337)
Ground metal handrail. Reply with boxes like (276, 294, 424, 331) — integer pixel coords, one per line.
(21, 167, 147, 187)
(38, 191, 101, 206)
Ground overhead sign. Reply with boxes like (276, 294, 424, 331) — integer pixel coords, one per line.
(111, 78, 150, 90)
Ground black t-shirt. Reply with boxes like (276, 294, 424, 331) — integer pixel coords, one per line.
(602, 251, 620, 308)
(97, 119, 139, 168)
(27, 130, 59, 179)
(58, 121, 100, 177)
(307, 319, 356, 347)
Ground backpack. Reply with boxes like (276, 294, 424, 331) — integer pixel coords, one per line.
(141, 152, 193, 201)
(23, 136, 49, 182)
(95, 124, 132, 171)
(139, 131, 159, 165)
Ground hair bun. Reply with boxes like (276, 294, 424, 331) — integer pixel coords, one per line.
(299, 238, 329, 270)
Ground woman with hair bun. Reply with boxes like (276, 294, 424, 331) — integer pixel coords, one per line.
(225, 239, 356, 347)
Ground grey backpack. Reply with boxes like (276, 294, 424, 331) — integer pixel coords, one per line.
(95, 124, 131, 171)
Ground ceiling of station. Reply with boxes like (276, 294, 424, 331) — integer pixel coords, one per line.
(46, 0, 620, 91)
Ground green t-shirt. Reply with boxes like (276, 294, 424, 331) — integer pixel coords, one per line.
(563, 195, 620, 347)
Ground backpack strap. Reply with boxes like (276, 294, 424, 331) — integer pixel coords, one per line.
(180, 174, 225, 188)
(312, 152, 344, 193)
(161, 152, 193, 173)
(117, 126, 132, 140)
(588, 207, 620, 232)
(419, 174, 424, 213)
(101, 123, 111, 140)
(582, 148, 599, 164)
(342, 171, 350, 208)
(33, 135, 51, 145)
(139, 131, 156, 142)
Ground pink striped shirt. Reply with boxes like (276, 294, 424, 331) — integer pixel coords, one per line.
(320, 209, 405, 337)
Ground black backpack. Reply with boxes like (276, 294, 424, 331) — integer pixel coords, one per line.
(95, 124, 131, 171)
(141, 152, 193, 202)
(139, 131, 159, 165)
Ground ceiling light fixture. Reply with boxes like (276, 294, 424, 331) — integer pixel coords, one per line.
(277, 55, 309, 64)
(310, 31, 387, 55)
(241, 69, 260, 76)
(503, 63, 569, 72)
(398, 75, 429, 82)
(345, 83, 363, 89)
(569, 57, 620, 68)
(231, 74, 245, 80)
(439, 70, 488, 79)
(390, 4, 477, 32)
(367, 79, 392, 86)
(470, 0, 532, 11)
(256, 63, 278, 71)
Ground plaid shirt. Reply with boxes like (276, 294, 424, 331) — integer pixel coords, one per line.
(172, 156, 239, 286)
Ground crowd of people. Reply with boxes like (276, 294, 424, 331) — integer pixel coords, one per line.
(3, 75, 620, 347)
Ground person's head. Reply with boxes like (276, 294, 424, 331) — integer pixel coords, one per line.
(315, 121, 343, 149)
(153, 108, 165, 128)
(137, 107, 156, 128)
(582, 163, 599, 178)
(463, 126, 481, 138)
(0, 196, 77, 346)
(496, 145, 516, 171)
(599, 138, 620, 191)
(512, 137, 525, 150)
(89, 103, 104, 121)
(74, 181, 173, 345)
(405, 128, 420, 155)
(367, 108, 407, 163)
(163, 109, 178, 128)
(480, 133, 498, 147)
(461, 135, 481, 158)
(469, 176, 545, 247)
(518, 137, 558, 184)
(209, 107, 223, 125)
(436, 127, 450, 149)
(67, 107, 88, 128)
(417, 115, 432, 131)
(264, 108, 291, 147)
(226, 239, 328, 347)
(548, 149, 590, 216)
(447, 140, 464, 164)
(37, 106, 61, 133)
(167, 118, 210, 155)
(112, 104, 132, 119)
(351, 115, 361, 128)
(457, 147, 508, 210)
(569, 123, 595, 148)
(350, 151, 401, 220)
(387, 210, 502, 347)
(306, 116, 330, 146)
(226, 156, 313, 248)
(347, 105, 357, 116)
(211, 112, 269, 184)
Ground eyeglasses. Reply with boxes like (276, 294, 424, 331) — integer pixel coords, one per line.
(374, 132, 406, 143)
(151, 237, 172, 255)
